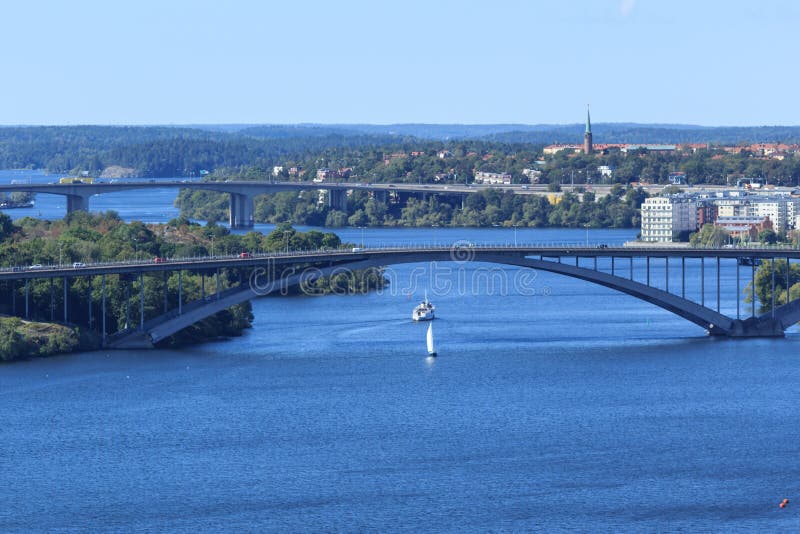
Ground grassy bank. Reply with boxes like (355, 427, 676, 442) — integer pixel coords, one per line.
(0, 316, 80, 361)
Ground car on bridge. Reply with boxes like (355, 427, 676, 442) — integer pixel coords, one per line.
(153, 257, 167, 263)
(29, 264, 43, 270)
(238, 252, 252, 258)
(72, 262, 86, 268)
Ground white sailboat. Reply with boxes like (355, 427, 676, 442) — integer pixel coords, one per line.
(426, 322, 437, 357)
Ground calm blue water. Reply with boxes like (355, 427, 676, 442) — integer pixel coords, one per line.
(2, 170, 800, 530)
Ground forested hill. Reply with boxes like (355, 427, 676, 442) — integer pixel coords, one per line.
(0, 126, 406, 176)
(483, 124, 800, 145)
(239, 123, 800, 143)
(3, 123, 800, 177)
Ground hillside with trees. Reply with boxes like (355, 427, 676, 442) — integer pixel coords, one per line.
(0, 212, 384, 361)
(4, 124, 800, 180)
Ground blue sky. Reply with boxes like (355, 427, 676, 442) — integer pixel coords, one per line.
(1, 0, 798, 126)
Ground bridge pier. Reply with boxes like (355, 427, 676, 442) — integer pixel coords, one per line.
(714, 317, 784, 337)
(229, 193, 255, 228)
(373, 190, 388, 203)
(328, 189, 347, 211)
(102, 274, 106, 348)
(66, 194, 90, 214)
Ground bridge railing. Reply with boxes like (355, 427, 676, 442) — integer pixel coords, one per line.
(3, 241, 800, 273)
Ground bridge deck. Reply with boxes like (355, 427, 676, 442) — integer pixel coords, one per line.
(0, 245, 798, 281)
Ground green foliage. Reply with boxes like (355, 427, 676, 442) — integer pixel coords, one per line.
(745, 260, 800, 312)
(0, 212, 265, 356)
(177, 176, 647, 229)
(690, 224, 730, 247)
(0, 318, 34, 361)
(0, 215, 378, 359)
(0, 317, 79, 361)
(758, 229, 778, 244)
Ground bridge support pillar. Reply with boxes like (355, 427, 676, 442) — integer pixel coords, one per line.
(328, 189, 347, 211)
(374, 190, 388, 203)
(139, 273, 145, 330)
(229, 193, 255, 229)
(66, 194, 89, 214)
(102, 274, 106, 348)
(713, 317, 784, 337)
(87, 280, 92, 331)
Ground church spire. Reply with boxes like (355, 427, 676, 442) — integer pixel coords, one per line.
(585, 105, 592, 134)
(583, 105, 593, 154)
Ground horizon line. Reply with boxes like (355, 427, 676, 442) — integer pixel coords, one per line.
(1, 121, 800, 129)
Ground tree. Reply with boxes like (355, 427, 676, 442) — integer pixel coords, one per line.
(689, 224, 730, 247)
(746, 259, 800, 311)
(758, 229, 778, 244)
(0, 213, 14, 241)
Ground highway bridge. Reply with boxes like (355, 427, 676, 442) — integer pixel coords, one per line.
(1, 244, 799, 348)
(0, 180, 668, 228)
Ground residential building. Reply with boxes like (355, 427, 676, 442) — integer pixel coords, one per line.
(543, 144, 582, 155)
(474, 171, 512, 185)
(668, 172, 687, 185)
(597, 165, 613, 178)
(522, 168, 542, 183)
(715, 216, 773, 240)
(640, 195, 699, 242)
(641, 190, 800, 241)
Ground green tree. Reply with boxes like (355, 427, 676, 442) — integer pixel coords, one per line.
(690, 224, 730, 247)
(758, 229, 778, 244)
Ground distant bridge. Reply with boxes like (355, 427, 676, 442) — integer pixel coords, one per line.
(0, 180, 665, 228)
(1, 244, 799, 348)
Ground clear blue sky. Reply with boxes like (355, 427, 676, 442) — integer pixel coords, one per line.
(1, 0, 798, 126)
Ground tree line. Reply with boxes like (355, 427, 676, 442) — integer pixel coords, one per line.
(177, 178, 648, 229)
(5, 124, 800, 185)
(0, 212, 384, 361)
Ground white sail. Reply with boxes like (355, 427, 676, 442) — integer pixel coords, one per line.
(426, 322, 436, 355)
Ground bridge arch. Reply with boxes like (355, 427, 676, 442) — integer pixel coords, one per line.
(110, 250, 783, 348)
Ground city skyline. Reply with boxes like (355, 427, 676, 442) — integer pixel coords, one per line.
(2, 0, 799, 126)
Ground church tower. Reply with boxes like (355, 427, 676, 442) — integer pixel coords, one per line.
(583, 106, 593, 155)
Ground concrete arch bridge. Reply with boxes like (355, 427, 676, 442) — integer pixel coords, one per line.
(1, 245, 797, 348)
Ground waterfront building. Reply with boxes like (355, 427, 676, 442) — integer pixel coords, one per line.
(641, 190, 800, 241)
(640, 195, 699, 242)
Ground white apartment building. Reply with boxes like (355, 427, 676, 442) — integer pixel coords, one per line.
(713, 196, 798, 232)
(753, 201, 788, 232)
(640, 196, 699, 242)
(641, 191, 800, 242)
(474, 171, 512, 185)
